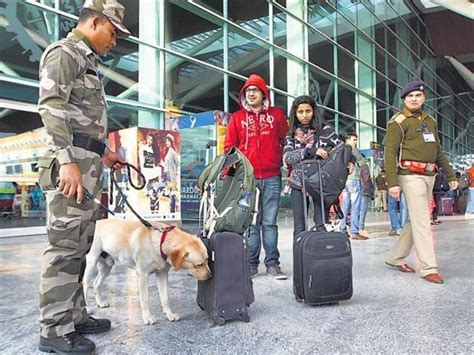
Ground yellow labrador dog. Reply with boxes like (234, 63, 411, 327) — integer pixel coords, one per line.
(83, 219, 211, 325)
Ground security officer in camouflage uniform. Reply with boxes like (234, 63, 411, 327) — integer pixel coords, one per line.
(384, 80, 458, 285)
(37, 1, 130, 353)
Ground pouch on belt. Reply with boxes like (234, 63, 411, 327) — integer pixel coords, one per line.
(37, 156, 59, 190)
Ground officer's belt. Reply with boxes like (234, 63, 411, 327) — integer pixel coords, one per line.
(73, 134, 106, 156)
(401, 160, 437, 172)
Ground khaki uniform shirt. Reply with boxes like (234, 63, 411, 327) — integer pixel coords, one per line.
(384, 107, 455, 188)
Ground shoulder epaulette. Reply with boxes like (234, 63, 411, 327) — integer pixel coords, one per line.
(426, 114, 437, 123)
(388, 112, 407, 125)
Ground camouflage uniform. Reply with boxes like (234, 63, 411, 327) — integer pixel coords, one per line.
(37, 29, 107, 338)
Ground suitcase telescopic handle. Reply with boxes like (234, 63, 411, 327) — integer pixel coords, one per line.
(317, 159, 326, 224)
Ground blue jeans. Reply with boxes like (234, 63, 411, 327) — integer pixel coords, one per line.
(339, 180, 361, 234)
(358, 195, 371, 230)
(248, 176, 281, 268)
(400, 193, 408, 227)
(467, 187, 474, 214)
(388, 192, 408, 229)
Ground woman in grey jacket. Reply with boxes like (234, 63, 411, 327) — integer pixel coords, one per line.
(283, 95, 341, 237)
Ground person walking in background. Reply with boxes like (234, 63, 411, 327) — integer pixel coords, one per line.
(283, 95, 341, 236)
(387, 191, 408, 236)
(375, 169, 388, 211)
(466, 162, 474, 219)
(384, 80, 458, 284)
(431, 168, 449, 224)
(359, 163, 375, 238)
(224, 73, 289, 280)
(37, 1, 129, 352)
(456, 169, 469, 215)
(339, 132, 367, 240)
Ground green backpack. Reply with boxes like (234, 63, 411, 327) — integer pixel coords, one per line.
(197, 147, 257, 237)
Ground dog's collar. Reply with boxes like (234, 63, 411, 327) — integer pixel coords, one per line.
(160, 226, 175, 260)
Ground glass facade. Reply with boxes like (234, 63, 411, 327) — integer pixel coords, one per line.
(1, 0, 473, 231)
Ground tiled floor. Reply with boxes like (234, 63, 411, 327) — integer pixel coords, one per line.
(1, 212, 473, 354)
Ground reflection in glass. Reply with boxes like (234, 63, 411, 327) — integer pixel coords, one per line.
(227, 28, 270, 79)
(165, 53, 224, 113)
(228, 1, 269, 40)
(165, 2, 223, 68)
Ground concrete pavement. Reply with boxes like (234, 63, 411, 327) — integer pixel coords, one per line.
(0, 211, 473, 354)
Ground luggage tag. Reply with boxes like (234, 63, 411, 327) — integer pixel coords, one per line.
(324, 224, 335, 232)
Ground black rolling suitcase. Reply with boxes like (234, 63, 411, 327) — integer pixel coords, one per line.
(197, 231, 254, 325)
(293, 160, 353, 305)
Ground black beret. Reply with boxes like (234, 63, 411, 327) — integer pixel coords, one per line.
(400, 80, 425, 98)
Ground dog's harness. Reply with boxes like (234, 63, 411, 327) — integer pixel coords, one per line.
(160, 225, 175, 260)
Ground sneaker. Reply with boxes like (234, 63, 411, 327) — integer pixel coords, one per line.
(359, 229, 370, 238)
(39, 331, 95, 353)
(266, 265, 287, 280)
(76, 316, 111, 334)
(250, 266, 258, 278)
(388, 229, 397, 236)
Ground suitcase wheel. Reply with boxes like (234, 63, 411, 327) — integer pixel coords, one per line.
(213, 316, 226, 326)
(241, 313, 250, 323)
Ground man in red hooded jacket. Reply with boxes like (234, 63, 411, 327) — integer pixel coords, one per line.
(224, 73, 289, 280)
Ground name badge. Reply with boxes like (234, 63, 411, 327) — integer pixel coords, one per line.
(423, 133, 436, 143)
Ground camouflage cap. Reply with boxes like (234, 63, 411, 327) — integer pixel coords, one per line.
(83, 0, 131, 38)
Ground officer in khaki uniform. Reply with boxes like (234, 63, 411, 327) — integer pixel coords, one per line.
(37, 1, 130, 353)
(384, 80, 458, 284)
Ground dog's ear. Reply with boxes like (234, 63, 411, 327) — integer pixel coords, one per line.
(169, 249, 189, 270)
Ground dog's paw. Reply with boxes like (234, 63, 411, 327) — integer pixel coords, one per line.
(142, 314, 157, 325)
(97, 301, 110, 308)
(165, 312, 180, 322)
(85, 306, 94, 315)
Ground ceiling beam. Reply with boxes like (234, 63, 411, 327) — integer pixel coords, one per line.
(430, 0, 474, 20)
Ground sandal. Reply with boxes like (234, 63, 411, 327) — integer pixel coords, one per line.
(385, 262, 415, 273)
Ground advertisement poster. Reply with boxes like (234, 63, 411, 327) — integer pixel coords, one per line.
(108, 128, 181, 222)
(180, 179, 200, 212)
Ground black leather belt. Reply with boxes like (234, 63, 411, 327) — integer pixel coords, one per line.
(73, 134, 106, 156)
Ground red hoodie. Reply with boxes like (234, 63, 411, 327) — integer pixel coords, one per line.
(224, 74, 289, 179)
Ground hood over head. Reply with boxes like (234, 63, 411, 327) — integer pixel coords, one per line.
(239, 74, 270, 111)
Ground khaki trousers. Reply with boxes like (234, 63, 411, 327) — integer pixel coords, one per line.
(386, 174, 437, 277)
(375, 190, 387, 211)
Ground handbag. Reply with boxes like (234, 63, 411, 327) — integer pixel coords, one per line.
(302, 143, 353, 205)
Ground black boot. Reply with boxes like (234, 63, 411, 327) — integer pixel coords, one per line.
(76, 316, 111, 334)
(39, 331, 95, 353)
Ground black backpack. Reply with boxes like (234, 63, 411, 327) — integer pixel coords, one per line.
(302, 143, 353, 205)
